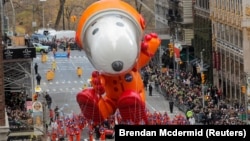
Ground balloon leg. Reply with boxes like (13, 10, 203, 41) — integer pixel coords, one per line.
(76, 89, 104, 123)
(117, 90, 147, 124)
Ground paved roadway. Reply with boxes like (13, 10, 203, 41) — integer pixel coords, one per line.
(33, 50, 185, 141)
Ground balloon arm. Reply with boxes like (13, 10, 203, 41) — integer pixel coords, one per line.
(136, 33, 161, 68)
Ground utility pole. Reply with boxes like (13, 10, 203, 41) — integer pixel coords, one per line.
(246, 75, 250, 124)
(186, 46, 190, 72)
(172, 34, 176, 84)
(42, 99, 47, 140)
(175, 27, 179, 80)
(201, 49, 205, 108)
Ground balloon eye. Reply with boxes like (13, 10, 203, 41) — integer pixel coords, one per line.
(91, 21, 97, 26)
(92, 28, 99, 35)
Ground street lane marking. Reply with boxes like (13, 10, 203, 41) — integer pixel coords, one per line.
(41, 80, 91, 86)
(146, 102, 156, 111)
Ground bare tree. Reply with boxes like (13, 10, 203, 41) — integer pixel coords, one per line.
(54, 0, 66, 30)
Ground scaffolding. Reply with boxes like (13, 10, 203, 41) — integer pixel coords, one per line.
(4, 59, 34, 96)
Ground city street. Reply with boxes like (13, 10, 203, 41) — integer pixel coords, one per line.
(33, 50, 185, 140)
(34, 50, 93, 115)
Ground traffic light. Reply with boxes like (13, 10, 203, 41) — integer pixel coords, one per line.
(201, 73, 206, 84)
(205, 95, 209, 100)
(71, 15, 77, 22)
(241, 86, 246, 94)
(168, 43, 174, 58)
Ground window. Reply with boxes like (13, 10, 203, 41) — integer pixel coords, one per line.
(239, 30, 243, 49)
(235, 29, 238, 46)
(225, 26, 229, 41)
(221, 24, 225, 40)
(207, 0, 210, 9)
(231, 0, 235, 13)
(238, 0, 242, 15)
(217, 23, 221, 38)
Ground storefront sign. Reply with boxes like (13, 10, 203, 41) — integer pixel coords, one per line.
(3, 47, 36, 60)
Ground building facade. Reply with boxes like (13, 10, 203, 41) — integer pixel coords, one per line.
(158, 0, 250, 110)
(193, 0, 213, 84)
(211, 0, 250, 106)
(155, 0, 194, 71)
(158, 0, 194, 45)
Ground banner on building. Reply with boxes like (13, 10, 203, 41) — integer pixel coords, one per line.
(26, 101, 33, 111)
(174, 43, 182, 62)
(3, 48, 36, 60)
(32, 101, 44, 135)
(216, 52, 221, 70)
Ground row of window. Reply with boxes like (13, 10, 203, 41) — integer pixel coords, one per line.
(218, 48, 243, 78)
(214, 23, 243, 49)
(213, 0, 242, 15)
(195, 0, 210, 10)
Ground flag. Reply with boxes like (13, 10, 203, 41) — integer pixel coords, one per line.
(174, 43, 182, 61)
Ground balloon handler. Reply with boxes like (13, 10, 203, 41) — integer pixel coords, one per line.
(76, 0, 161, 124)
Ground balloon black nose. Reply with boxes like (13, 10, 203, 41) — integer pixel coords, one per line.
(112, 61, 123, 72)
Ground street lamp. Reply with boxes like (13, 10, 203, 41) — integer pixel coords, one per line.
(172, 24, 181, 83)
(246, 75, 250, 124)
(200, 49, 205, 108)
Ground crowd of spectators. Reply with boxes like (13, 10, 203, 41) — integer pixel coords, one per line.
(5, 92, 33, 131)
(141, 61, 249, 125)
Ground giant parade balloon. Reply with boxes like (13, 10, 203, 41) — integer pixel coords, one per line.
(75, 0, 161, 124)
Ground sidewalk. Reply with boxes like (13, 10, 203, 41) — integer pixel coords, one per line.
(145, 84, 186, 120)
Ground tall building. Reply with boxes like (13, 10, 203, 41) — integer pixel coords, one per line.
(211, 0, 250, 106)
(155, 0, 194, 70)
(157, 0, 194, 45)
(193, 0, 212, 84)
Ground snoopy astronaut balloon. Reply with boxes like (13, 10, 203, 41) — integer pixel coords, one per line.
(76, 0, 161, 124)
